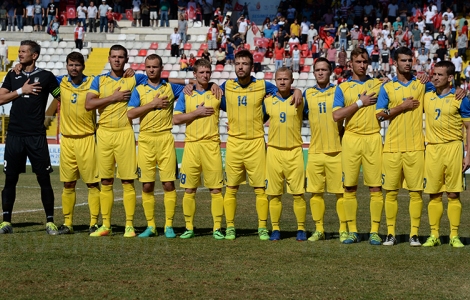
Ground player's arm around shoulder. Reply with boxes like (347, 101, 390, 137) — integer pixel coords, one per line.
(85, 75, 131, 111)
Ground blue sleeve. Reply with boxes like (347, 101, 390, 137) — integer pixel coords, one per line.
(459, 96, 470, 119)
(376, 85, 390, 110)
(302, 90, 309, 118)
(135, 74, 148, 85)
(170, 83, 185, 99)
(56, 75, 65, 85)
(265, 80, 278, 95)
(220, 81, 227, 111)
(128, 89, 141, 108)
(174, 92, 186, 113)
(424, 81, 435, 92)
(333, 86, 345, 108)
(90, 75, 101, 93)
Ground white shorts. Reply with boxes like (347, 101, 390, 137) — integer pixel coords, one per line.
(150, 11, 158, 20)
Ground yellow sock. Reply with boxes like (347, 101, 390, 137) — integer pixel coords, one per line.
(343, 191, 358, 233)
(164, 190, 177, 227)
(269, 195, 282, 231)
(62, 187, 76, 227)
(310, 193, 325, 232)
(88, 186, 100, 227)
(224, 188, 237, 227)
(100, 184, 114, 228)
(447, 197, 462, 238)
(385, 190, 398, 236)
(122, 183, 136, 227)
(336, 194, 347, 232)
(211, 192, 224, 230)
(370, 191, 383, 233)
(428, 195, 443, 237)
(293, 195, 306, 231)
(182, 192, 196, 230)
(409, 191, 423, 237)
(142, 191, 156, 228)
(255, 189, 269, 228)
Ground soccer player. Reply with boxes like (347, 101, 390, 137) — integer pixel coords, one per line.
(265, 67, 307, 241)
(56, 52, 101, 234)
(332, 47, 384, 245)
(376, 47, 433, 246)
(0, 40, 61, 235)
(219, 49, 302, 240)
(86, 44, 147, 237)
(127, 54, 183, 238)
(173, 58, 225, 240)
(303, 57, 347, 243)
(421, 61, 470, 248)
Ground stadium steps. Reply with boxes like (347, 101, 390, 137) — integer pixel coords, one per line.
(85, 48, 109, 76)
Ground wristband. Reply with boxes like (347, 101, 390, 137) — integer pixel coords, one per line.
(185, 79, 189, 85)
(16, 88, 23, 96)
(356, 99, 363, 108)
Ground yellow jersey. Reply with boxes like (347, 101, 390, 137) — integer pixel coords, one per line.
(264, 93, 303, 149)
(89, 73, 147, 129)
(220, 77, 278, 140)
(174, 88, 221, 142)
(376, 77, 434, 152)
(333, 77, 382, 135)
(128, 80, 184, 133)
(304, 84, 341, 154)
(424, 88, 470, 144)
(58, 75, 95, 137)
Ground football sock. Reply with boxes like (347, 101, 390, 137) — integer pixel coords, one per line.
(447, 197, 461, 238)
(61, 187, 76, 227)
(255, 189, 269, 228)
(164, 190, 177, 227)
(1, 174, 19, 223)
(224, 188, 237, 228)
(88, 186, 100, 227)
(409, 191, 423, 237)
(122, 183, 136, 227)
(211, 192, 224, 230)
(310, 193, 325, 232)
(293, 195, 306, 231)
(100, 184, 114, 228)
(37, 174, 55, 223)
(142, 191, 156, 228)
(336, 194, 347, 232)
(269, 195, 282, 231)
(370, 191, 383, 233)
(384, 190, 398, 236)
(428, 195, 443, 238)
(343, 191, 358, 233)
(182, 192, 196, 230)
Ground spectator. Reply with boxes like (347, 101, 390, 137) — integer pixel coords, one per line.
(362, 16, 372, 31)
(0, 38, 8, 72)
(263, 24, 274, 39)
(207, 22, 218, 50)
(106, 7, 115, 33)
(370, 44, 380, 77)
(387, 0, 398, 23)
(436, 44, 446, 61)
(88, 1, 97, 33)
(132, 0, 141, 27)
(274, 42, 285, 71)
(149, 0, 158, 27)
(49, 16, 60, 41)
(7, 5, 14, 32)
(307, 24, 318, 49)
(177, 0, 187, 19)
(411, 24, 421, 50)
(417, 48, 428, 64)
(457, 31, 468, 61)
(261, 17, 271, 31)
(436, 30, 447, 48)
(180, 53, 189, 71)
(429, 39, 439, 57)
(201, 0, 212, 27)
(215, 47, 226, 66)
(337, 46, 347, 67)
(380, 45, 390, 73)
(141, 0, 150, 27)
(225, 38, 235, 64)
(222, 0, 232, 16)
(290, 19, 300, 38)
(392, 16, 402, 31)
(114, 0, 122, 13)
(286, 4, 296, 24)
(160, 0, 170, 27)
(284, 53, 292, 69)
(201, 48, 211, 61)
(424, 4, 436, 33)
(288, 34, 300, 44)
(326, 44, 336, 70)
(46, 0, 58, 27)
(99, 0, 109, 33)
(76, 2, 87, 32)
(350, 25, 360, 48)
(323, 31, 334, 51)
(26, 1, 34, 27)
(188, 53, 196, 70)
(178, 14, 188, 45)
(237, 15, 249, 42)
(276, 25, 288, 48)
(33, 0, 43, 32)
(170, 27, 181, 57)
(292, 45, 300, 72)
(300, 17, 309, 44)
(14, 0, 25, 32)
(420, 30, 433, 54)
(0, 5, 6, 32)
(74, 22, 85, 50)
(337, 22, 349, 51)
(451, 52, 463, 86)
(311, 36, 320, 59)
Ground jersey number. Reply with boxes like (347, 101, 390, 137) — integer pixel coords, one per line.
(71, 93, 78, 104)
(180, 173, 186, 184)
(434, 108, 441, 120)
(280, 112, 286, 123)
(238, 96, 247, 106)
(318, 102, 326, 113)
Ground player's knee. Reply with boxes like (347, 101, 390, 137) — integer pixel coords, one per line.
(430, 193, 443, 201)
(185, 188, 197, 194)
(209, 188, 221, 194)
(344, 186, 357, 192)
(142, 182, 155, 193)
(121, 179, 134, 185)
(369, 186, 381, 192)
(227, 185, 239, 190)
(162, 181, 175, 192)
(64, 181, 77, 189)
(4, 174, 19, 189)
(86, 182, 100, 189)
(447, 192, 460, 199)
(101, 178, 114, 185)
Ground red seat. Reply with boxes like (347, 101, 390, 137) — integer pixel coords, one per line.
(200, 43, 208, 50)
(264, 72, 273, 80)
(165, 43, 172, 50)
(138, 63, 146, 71)
(301, 50, 310, 58)
(162, 70, 170, 78)
(301, 65, 311, 73)
(138, 49, 147, 56)
(289, 42, 300, 53)
(244, 44, 250, 50)
(215, 64, 224, 71)
(197, 49, 204, 57)
(301, 44, 309, 51)
(183, 43, 192, 50)
(130, 63, 139, 70)
(150, 42, 159, 50)
(300, 58, 305, 65)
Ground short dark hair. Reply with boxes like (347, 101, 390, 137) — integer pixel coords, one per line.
(314, 57, 332, 72)
(435, 60, 455, 75)
(20, 40, 40, 56)
(193, 58, 212, 72)
(109, 44, 128, 57)
(66, 51, 85, 65)
(275, 66, 293, 79)
(145, 54, 163, 66)
(350, 47, 369, 60)
(393, 46, 413, 61)
(234, 49, 253, 66)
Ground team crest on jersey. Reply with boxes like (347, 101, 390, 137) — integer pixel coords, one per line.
(206, 94, 211, 99)
(327, 93, 331, 97)
(368, 83, 372, 89)
(412, 85, 417, 90)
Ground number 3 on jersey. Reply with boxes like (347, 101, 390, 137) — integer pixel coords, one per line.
(238, 96, 247, 106)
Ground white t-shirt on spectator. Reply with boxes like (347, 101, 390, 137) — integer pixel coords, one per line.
(452, 56, 463, 72)
(238, 21, 248, 34)
(88, 6, 97, 18)
(132, 0, 141, 12)
(421, 35, 433, 48)
(170, 33, 181, 45)
(292, 49, 300, 61)
(300, 22, 309, 35)
(26, 5, 34, 16)
(77, 6, 87, 18)
(424, 10, 435, 23)
(0, 44, 8, 57)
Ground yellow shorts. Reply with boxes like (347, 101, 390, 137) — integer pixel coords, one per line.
(179, 141, 223, 189)
(60, 135, 99, 184)
(265, 146, 305, 195)
(137, 131, 177, 183)
(342, 132, 382, 187)
(306, 151, 343, 194)
(96, 127, 137, 180)
(424, 141, 464, 194)
(382, 151, 424, 191)
(225, 136, 266, 187)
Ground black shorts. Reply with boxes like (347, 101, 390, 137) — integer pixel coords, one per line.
(3, 135, 53, 175)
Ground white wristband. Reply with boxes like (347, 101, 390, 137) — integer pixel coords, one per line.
(16, 88, 23, 96)
(185, 79, 189, 85)
(356, 99, 363, 108)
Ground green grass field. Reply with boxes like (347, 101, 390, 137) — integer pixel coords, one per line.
(1, 168, 470, 299)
